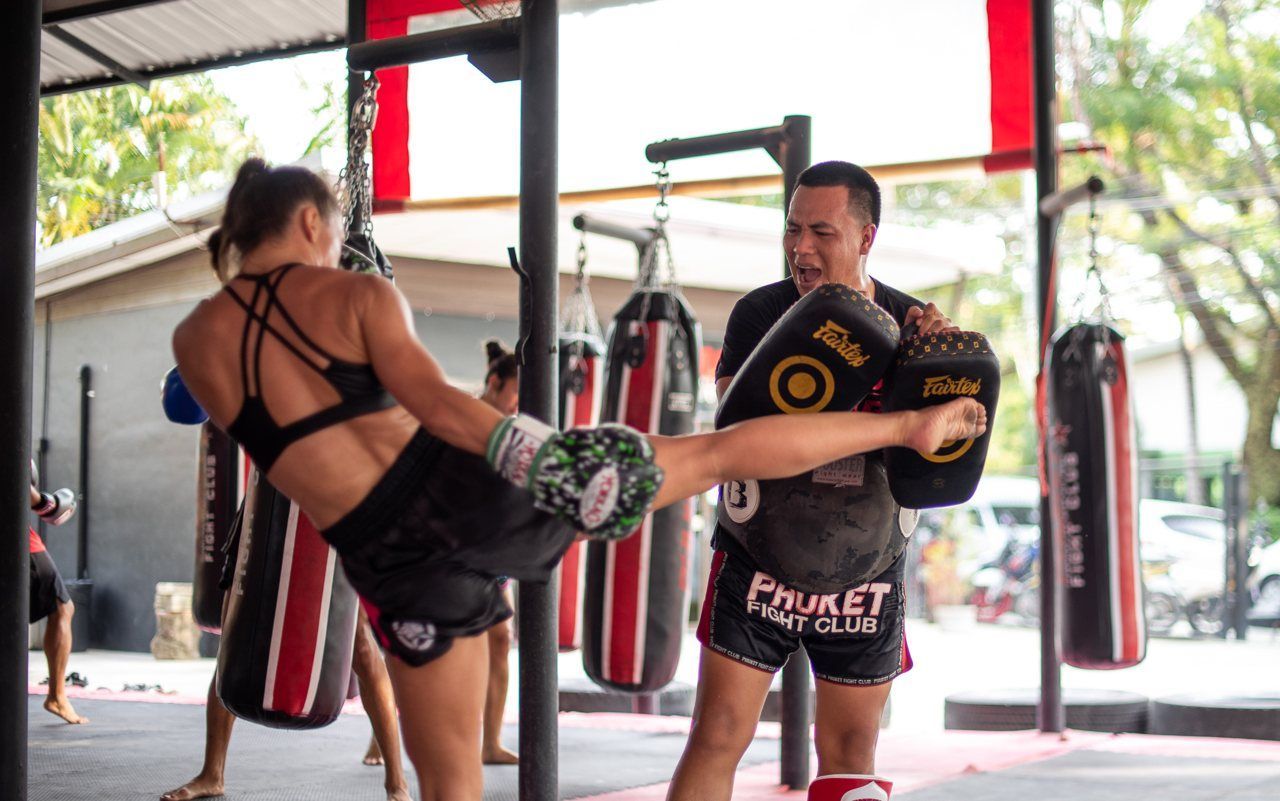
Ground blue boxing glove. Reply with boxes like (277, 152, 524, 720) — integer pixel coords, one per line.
(161, 366, 208, 425)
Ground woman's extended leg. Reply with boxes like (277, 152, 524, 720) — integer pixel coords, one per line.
(649, 397, 985, 510)
(386, 634, 489, 801)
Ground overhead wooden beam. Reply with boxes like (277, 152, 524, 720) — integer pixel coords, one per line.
(376, 154, 992, 214)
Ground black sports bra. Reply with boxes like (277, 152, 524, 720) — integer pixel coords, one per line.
(223, 264, 397, 472)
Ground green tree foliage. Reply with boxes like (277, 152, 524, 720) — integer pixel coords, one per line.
(38, 74, 258, 247)
(1060, 0, 1280, 506)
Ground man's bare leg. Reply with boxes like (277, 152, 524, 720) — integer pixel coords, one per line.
(42, 600, 87, 724)
(813, 678, 893, 776)
(160, 677, 233, 801)
(353, 610, 412, 801)
(666, 649, 774, 801)
(481, 585, 517, 765)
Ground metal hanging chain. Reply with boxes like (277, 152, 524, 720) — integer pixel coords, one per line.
(338, 73, 380, 241)
(640, 162, 677, 290)
(575, 228, 589, 287)
(1070, 191, 1113, 325)
(561, 228, 603, 339)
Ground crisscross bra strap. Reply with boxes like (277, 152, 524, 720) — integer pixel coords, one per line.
(223, 265, 332, 396)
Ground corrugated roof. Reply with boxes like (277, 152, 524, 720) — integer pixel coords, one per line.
(39, 0, 652, 96)
(41, 0, 346, 95)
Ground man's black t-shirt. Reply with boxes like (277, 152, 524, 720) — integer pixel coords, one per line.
(715, 276, 924, 412)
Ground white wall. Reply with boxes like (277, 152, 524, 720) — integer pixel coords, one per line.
(1129, 342, 1247, 455)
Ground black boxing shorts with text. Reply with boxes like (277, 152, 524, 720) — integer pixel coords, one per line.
(29, 551, 71, 625)
(697, 531, 911, 685)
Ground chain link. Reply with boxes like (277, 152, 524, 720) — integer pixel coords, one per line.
(575, 228, 588, 284)
(653, 162, 671, 225)
(1070, 191, 1113, 325)
(338, 74, 380, 241)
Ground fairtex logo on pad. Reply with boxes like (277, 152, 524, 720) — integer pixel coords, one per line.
(580, 466, 620, 530)
(922, 375, 982, 398)
(812, 320, 870, 367)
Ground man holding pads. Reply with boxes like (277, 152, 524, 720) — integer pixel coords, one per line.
(667, 161, 958, 801)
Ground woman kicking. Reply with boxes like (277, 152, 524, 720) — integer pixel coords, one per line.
(173, 159, 984, 801)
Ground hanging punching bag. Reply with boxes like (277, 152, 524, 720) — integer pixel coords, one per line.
(557, 334, 604, 653)
(193, 423, 242, 634)
(583, 281, 700, 693)
(216, 468, 360, 728)
(1046, 322, 1145, 670)
(557, 261, 606, 653)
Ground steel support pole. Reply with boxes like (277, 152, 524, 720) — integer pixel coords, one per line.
(516, 1, 559, 799)
(1, 2, 41, 798)
(347, 18, 518, 72)
(76, 366, 93, 580)
(644, 114, 812, 788)
(1033, 0, 1064, 734)
(347, 0, 369, 243)
(778, 113, 812, 790)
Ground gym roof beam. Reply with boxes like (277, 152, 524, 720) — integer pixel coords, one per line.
(346, 18, 520, 82)
(45, 24, 151, 88)
(41, 0, 179, 25)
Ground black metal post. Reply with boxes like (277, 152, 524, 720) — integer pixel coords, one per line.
(1234, 468, 1250, 640)
(645, 123, 789, 165)
(347, 0, 367, 235)
(347, 18, 519, 72)
(777, 114, 812, 789)
(2, 2, 40, 797)
(1222, 464, 1248, 640)
(76, 366, 93, 580)
(517, 1, 558, 799)
(1033, 0, 1064, 734)
(645, 115, 812, 788)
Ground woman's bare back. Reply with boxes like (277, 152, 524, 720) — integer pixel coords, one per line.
(174, 265, 421, 528)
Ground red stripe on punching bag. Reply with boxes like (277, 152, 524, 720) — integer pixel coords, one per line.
(985, 0, 1033, 171)
(1106, 341, 1142, 663)
(264, 505, 336, 716)
(559, 541, 583, 649)
(575, 355, 601, 428)
(602, 319, 667, 686)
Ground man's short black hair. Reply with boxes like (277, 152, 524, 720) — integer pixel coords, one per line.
(796, 160, 881, 228)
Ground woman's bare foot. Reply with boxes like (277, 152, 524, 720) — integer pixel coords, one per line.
(903, 398, 987, 454)
(159, 774, 223, 801)
(482, 743, 520, 765)
(363, 736, 384, 766)
(386, 782, 412, 801)
(43, 696, 88, 724)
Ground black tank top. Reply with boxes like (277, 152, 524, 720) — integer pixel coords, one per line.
(223, 264, 397, 472)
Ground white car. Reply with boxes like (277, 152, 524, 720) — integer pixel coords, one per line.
(1247, 538, 1280, 619)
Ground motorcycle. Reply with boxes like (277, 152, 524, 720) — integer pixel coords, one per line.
(970, 531, 1039, 624)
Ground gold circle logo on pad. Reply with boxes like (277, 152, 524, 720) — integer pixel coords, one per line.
(769, 356, 835, 414)
(920, 437, 974, 463)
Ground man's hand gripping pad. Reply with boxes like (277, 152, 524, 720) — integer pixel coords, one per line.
(715, 284, 905, 595)
(883, 331, 999, 508)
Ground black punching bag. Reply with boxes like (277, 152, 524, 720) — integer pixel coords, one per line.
(583, 288, 700, 692)
(216, 468, 360, 728)
(193, 423, 242, 633)
(1046, 322, 1145, 670)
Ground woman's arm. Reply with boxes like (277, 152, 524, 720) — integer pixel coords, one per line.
(358, 276, 505, 455)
